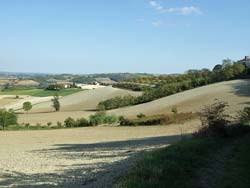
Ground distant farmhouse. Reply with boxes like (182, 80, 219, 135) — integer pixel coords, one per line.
(239, 56, 250, 67)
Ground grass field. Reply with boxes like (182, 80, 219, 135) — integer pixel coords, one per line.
(116, 132, 250, 188)
(0, 88, 82, 97)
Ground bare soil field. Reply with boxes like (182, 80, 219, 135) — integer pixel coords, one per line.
(0, 121, 199, 188)
(19, 86, 141, 113)
(3, 96, 53, 111)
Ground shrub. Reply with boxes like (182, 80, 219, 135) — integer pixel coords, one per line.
(76, 118, 89, 127)
(198, 101, 230, 137)
(47, 122, 52, 126)
(237, 107, 250, 125)
(57, 121, 63, 127)
(89, 112, 119, 126)
(104, 115, 119, 124)
(171, 106, 178, 114)
(137, 113, 146, 118)
(120, 113, 198, 126)
(64, 117, 76, 127)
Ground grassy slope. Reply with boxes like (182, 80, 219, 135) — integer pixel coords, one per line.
(0, 88, 82, 97)
(116, 134, 250, 188)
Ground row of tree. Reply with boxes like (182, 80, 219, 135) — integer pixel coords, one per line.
(98, 60, 249, 110)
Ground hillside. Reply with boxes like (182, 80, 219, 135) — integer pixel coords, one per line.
(110, 80, 250, 117)
(26, 86, 142, 113)
(17, 80, 250, 125)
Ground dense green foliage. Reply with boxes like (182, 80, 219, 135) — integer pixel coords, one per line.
(89, 112, 119, 126)
(0, 109, 17, 130)
(98, 95, 137, 110)
(64, 117, 89, 127)
(23, 101, 32, 113)
(99, 61, 248, 110)
(113, 82, 150, 91)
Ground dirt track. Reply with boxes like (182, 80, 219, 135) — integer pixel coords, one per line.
(0, 121, 199, 188)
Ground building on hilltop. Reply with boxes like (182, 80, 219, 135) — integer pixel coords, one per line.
(239, 56, 250, 67)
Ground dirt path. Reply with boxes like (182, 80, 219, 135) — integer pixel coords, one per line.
(0, 121, 199, 188)
(197, 139, 239, 188)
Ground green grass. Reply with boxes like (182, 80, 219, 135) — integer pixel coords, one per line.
(0, 88, 82, 97)
(116, 131, 250, 188)
(216, 135, 250, 188)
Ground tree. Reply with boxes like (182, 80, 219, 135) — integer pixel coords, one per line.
(51, 94, 60, 111)
(0, 109, 17, 130)
(213, 64, 223, 72)
(23, 101, 32, 114)
(200, 101, 229, 136)
(233, 62, 246, 77)
(222, 58, 233, 69)
(64, 117, 76, 127)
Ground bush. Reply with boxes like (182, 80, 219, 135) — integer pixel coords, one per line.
(89, 112, 119, 126)
(76, 118, 89, 127)
(47, 122, 52, 126)
(198, 101, 230, 137)
(120, 113, 198, 126)
(137, 113, 146, 118)
(171, 106, 178, 114)
(64, 117, 76, 127)
(237, 107, 250, 125)
(57, 121, 63, 127)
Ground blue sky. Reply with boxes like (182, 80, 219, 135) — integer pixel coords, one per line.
(0, 0, 250, 74)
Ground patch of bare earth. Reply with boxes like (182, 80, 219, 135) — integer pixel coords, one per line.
(0, 121, 199, 188)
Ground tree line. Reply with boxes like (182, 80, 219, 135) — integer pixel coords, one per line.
(98, 60, 248, 110)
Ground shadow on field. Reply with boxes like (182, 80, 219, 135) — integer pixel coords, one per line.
(0, 134, 189, 188)
(228, 80, 250, 98)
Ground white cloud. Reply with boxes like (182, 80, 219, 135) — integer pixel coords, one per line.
(152, 20, 163, 27)
(149, 1, 163, 10)
(149, 1, 202, 15)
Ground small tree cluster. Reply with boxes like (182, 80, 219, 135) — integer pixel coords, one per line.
(199, 101, 230, 136)
(0, 109, 17, 130)
(64, 117, 89, 128)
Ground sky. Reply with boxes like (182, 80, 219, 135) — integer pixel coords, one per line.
(0, 0, 250, 74)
